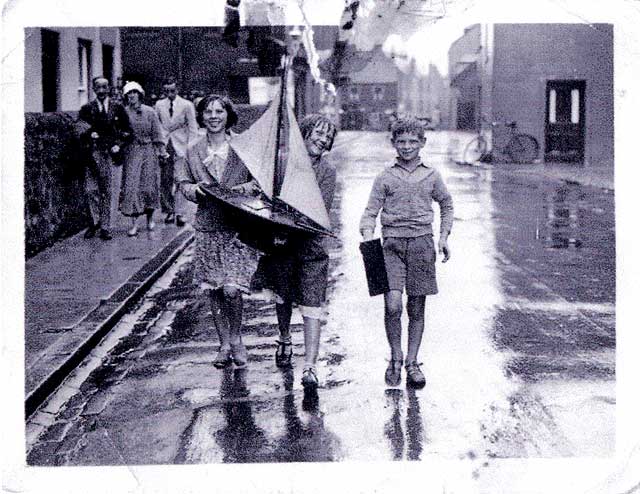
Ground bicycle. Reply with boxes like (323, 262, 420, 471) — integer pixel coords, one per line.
(462, 118, 539, 165)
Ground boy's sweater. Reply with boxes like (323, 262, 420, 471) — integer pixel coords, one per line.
(359, 160, 454, 238)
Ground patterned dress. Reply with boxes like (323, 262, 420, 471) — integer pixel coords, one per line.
(119, 104, 163, 216)
(177, 137, 259, 292)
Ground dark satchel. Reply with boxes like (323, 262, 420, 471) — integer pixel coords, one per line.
(359, 238, 389, 296)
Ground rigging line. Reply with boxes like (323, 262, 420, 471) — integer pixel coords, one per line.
(544, 0, 616, 39)
(2, 31, 35, 64)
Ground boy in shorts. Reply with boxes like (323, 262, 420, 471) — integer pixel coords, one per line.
(360, 117, 453, 388)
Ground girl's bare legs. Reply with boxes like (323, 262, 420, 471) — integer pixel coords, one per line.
(301, 315, 322, 389)
(276, 302, 293, 341)
(275, 302, 294, 367)
(302, 316, 321, 368)
(222, 286, 243, 343)
(223, 285, 248, 366)
(209, 288, 232, 367)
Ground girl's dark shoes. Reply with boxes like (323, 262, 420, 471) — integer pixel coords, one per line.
(301, 367, 318, 390)
(275, 339, 293, 368)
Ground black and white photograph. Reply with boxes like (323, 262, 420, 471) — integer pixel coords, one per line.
(2, 0, 640, 493)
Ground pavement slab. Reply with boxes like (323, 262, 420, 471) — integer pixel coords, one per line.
(25, 204, 195, 415)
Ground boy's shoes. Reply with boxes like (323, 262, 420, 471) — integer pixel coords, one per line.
(164, 213, 175, 224)
(301, 367, 318, 390)
(385, 359, 403, 387)
(176, 215, 186, 227)
(405, 362, 426, 389)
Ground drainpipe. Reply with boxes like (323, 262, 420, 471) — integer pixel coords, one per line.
(114, 28, 122, 85)
(177, 27, 183, 88)
(480, 22, 494, 150)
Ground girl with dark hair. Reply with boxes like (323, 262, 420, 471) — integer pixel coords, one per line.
(255, 114, 338, 390)
(119, 81, 164, 235)
(176, 94, 260, 369)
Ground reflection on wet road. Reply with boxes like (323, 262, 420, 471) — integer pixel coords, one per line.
(27, 131, 615, 468)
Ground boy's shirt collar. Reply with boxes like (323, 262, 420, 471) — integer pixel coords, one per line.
(393, 159, 429, 173)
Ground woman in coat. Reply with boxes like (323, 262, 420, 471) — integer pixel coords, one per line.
(176, 94, 260, 368)
(119, 81, 164, 235)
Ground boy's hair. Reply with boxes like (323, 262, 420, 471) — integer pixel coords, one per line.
(390, 116, 425, 141)
(299, 114, 338, 151)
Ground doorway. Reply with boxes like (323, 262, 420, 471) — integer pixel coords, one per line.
(41, 29, 60, 112)
(545, 80, 585, 163)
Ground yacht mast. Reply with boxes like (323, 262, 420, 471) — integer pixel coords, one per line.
(272, 52, 288, 198)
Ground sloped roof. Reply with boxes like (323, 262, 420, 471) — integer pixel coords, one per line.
(340, 45, 398, 84)
(450, 61, 477, 86)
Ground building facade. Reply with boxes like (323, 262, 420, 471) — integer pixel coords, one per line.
(24, 27, 122, 113)
(338, 45, 399, 131)
(398, 60, 449, 129)
(448, 23, 613, 167)
(119, 26, 339, 123)
(448, 24, 486, 132)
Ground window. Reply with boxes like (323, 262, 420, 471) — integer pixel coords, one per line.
(41, 29, 60, 112)
(571, 88, 580, 124)
(78, 39, 92, 105)
(348, 86, 359, 102)
(373, 86, 384, 102)
(548, 89, 557, 123)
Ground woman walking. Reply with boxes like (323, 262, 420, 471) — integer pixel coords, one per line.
(119, 81, 164, 235)
(176, 94, 260, 368)
(255, 114, 338, 390)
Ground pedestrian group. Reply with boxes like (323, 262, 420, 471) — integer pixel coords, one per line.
(78, 75, 453, 393)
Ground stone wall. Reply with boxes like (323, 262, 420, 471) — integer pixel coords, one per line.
(24, 112, 91, 258)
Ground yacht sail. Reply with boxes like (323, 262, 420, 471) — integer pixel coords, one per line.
(228, 94, 279, 199)
(278, 101, 330, 229)
(229, 84, 331, 231)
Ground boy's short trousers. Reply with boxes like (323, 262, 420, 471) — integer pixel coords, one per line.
(382, 234, 438, 296)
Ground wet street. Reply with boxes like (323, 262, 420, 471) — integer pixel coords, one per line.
(26, 131, 615, 469)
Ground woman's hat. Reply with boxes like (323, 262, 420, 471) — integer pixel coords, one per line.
(122, 81, 145, 96)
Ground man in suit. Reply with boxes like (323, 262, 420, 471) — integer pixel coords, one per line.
(79, 77, 132, 240)
(155, 77, 199, 227)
